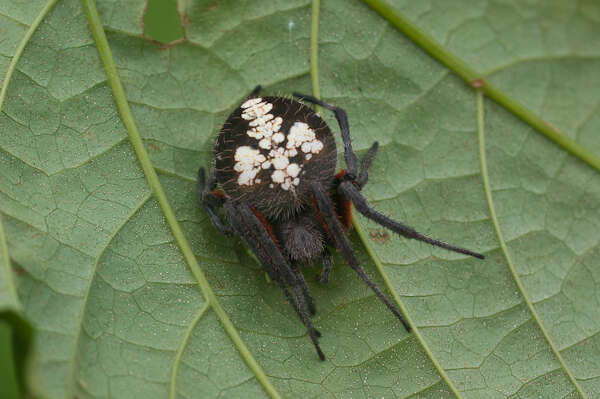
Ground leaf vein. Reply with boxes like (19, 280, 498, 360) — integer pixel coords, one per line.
(80, 1, 281, 397)
(476, 90, 588, 398)
(169, 302, 210, 399)
(361, 0, 600, 172)
(0, 0, 60, 112)
(67, 191, 153, 394)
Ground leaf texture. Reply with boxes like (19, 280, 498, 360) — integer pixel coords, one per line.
(0, 0, 598, 398)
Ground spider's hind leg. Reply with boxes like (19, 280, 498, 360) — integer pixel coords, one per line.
(336, 139, 485, 259)
(293, 268, 316, 315)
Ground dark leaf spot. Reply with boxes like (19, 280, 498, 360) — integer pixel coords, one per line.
(369, 229, 390, 244)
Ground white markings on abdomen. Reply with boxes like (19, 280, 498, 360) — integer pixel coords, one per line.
(234, 98, 324, 190)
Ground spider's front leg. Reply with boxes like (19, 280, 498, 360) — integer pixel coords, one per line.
(292, 93, 359, 178)
(293, 94, 484, 259)
(339, 143, 486, 259)
(223, 200, 326, 360)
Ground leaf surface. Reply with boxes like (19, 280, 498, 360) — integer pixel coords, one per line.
(0, 0, 598, 398)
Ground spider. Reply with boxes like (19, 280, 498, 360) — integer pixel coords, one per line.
(198, 86, 485, 360)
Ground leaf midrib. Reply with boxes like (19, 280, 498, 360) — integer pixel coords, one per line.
(80, 1, 281, 398)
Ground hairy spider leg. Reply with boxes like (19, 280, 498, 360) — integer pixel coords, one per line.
(250, 206, 280, 248)
(293, 95, 486, 260)
(319, 142, 388, 284)
(249, 85, 262, 97)
(198, 167, 233, 235)
(356, 141, 379, 188)
(329, 142, 379, 230)
(226, 202, 298, 301)
(318, 249, 334, 284)
(339, 182, 485, 259)
(292, 268, 316, 315)
(224, 200, 325, 360)
(251, 206, 317, 316)
(342, 142, 485, 259)
(222, 201, 287, 297)
(225, 201, 320, 335)
(310, 182, 411, 332)
(237, 202, 324, 355)
(274, 279, 320, 337)
(333, 170, 353, 229)
(227, 201, 318, 326)
(292, 93, 359, 179)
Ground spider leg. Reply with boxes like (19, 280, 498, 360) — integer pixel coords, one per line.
(273, 278, 321, 337)
(293, 267, 316, 315)
(224, 200, 325, 360)
(249, 85, 262, 97)
(318, 249, 334, 284)
(356, 142, 378, 189)
(338, 181, 485, 259)
(311, 182, 411, 332)
(224, 200, 296, 296)
(223, 201, 318, 327)
(222, 200, 316, 330)
(222, 200, 291, 299)
(292, 93, 359, 178)
(198, 167, 233, 235)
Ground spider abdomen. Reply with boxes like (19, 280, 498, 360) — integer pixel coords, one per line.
(215, 96, 337, 219)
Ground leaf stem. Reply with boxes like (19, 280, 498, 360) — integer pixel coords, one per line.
(361, 0, 600, 173)
(308, 2, 462, 397)
(80, 1, 280, 397)
(476, 90, 587, 399)
(0, 0, 60, 112)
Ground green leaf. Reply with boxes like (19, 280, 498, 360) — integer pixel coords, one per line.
(0, 0, 598, 398)
(0, 214, 32, 397)
(0, 0, 43, 388)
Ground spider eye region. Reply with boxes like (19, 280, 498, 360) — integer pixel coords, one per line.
(215, 96, 337, 217)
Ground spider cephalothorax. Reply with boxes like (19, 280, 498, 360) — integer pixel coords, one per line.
(198, 86, 484, 360)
